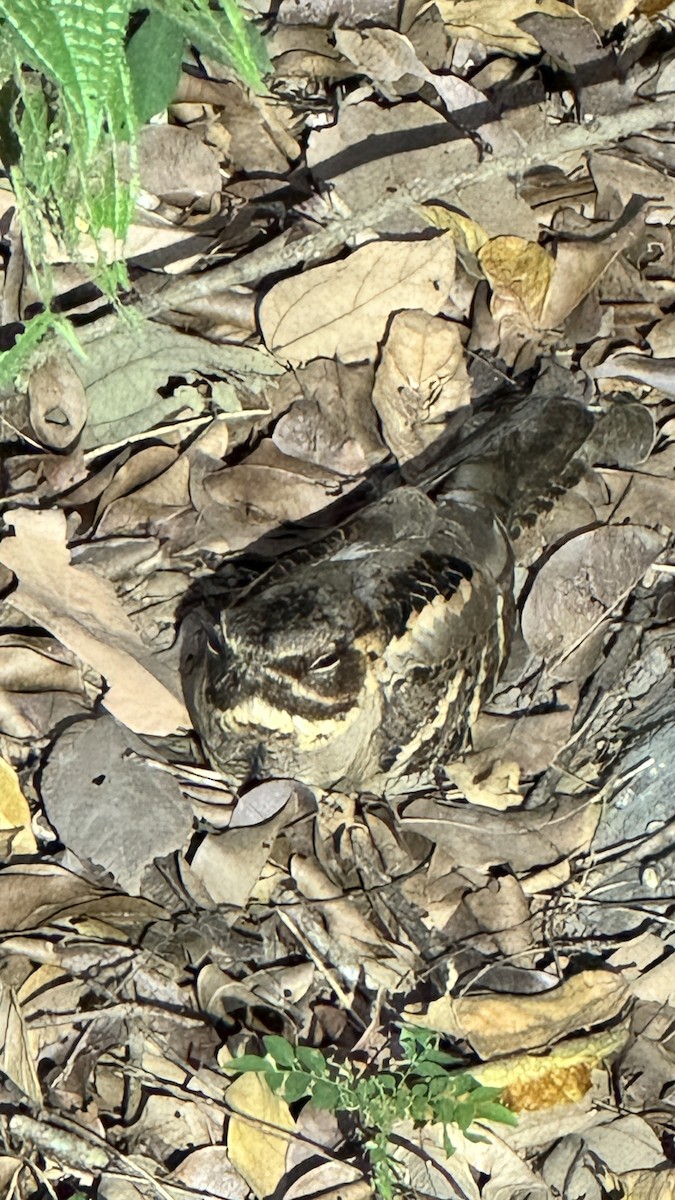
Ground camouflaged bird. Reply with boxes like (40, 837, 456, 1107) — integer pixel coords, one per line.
(181, 394, 597, 792)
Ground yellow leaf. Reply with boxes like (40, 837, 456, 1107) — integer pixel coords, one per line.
(478, 235, 554, 327)
(227, 1072, 296, 1198)
(418, 205, 489, 258)
(473, 1025, 630, 1111)
(0, 760, 36, 856)
(404, 969, 629, 1057)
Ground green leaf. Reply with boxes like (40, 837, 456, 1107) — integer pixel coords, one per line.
(441, 1127, 456, 1157)
(295, 1046, 329, 1076)
(144, 0, 270, 92)
(432, 1094, 460, 1126)
(399, 1025, 435, 1051)
(377, 1073, 398, 1093)
(311, 1080, 341, 1110)
(282, 1071, 313, 1103)
(127, 10, 185, 123)
(417, 1048, 464, 1067)
(476, 1101, 519, 1126)
(467, 1085, 506, 1103)
(409, 1093, 430, 1121)
(226, 1054, 272, 1074)
(412, 1060, 453, 1080)
(263, 1036, 296, 1068)
(453, 1100, 476, 1133)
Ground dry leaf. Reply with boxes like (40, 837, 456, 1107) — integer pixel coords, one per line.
(0, 760, 36, 856)
(478, 236, 554, 329)
(406, 969, 629, 1057)
(426, 0, 581, 56)
(0, 508, 188, 735)
(473, 1025, 630, 1111)
(75, 325, 282, 451)
(27, 356, 87, 451)
(168, 1145, 249, 1200)
(139, 125, 222, 207)
(259, 235, 456, 365)
(40, 716, 192, 893)
(334, 27, 428, 92)
(227, 1072, 296, 1198)
(0, 986, 42, 1103)
(372, 309, 470, 461)
(617, 1168, 675, 1199)
(521, 524, 666, 661)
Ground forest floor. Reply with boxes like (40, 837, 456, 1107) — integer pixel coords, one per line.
(0, 2, 675, 1198)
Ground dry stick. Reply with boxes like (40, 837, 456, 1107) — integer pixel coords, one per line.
(125, 94, 675, 321)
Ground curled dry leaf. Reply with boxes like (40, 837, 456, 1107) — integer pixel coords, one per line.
(474, 1025, 629, 1112)
(428, 0, 582, 56)
(479, 236, 554, 330)
(521, 524, 667, 661)
(272, 358, 385, 475)
(406, 968, 630, 1058)
(0, 988, 42, 1104)
(333, 27, 428, 93)
(372, 309, 470, 461)
(0, 509, 189, 736)
(258, 235, 456, 365)
(27, 356, 87, 451)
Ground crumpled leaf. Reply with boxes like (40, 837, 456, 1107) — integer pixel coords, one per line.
(0, 508, 188, 736)
(473, 1025, 630, 1111)
(406, 969, 630, 1058)
(425, 0, 582, 56)
(372, 309, 470, 461)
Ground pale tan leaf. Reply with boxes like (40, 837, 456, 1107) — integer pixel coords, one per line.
(372, 310, 470, 461)
(425, 0, 580, 55)
(259, 236, 456, 365)
(0, 986, 42, 1103)
(27, 356, 87, 451)
(0, 509, 189, 736)
(334, 27, 427, 88)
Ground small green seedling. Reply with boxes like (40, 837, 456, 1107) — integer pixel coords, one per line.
(227, 1025, 517, 1199)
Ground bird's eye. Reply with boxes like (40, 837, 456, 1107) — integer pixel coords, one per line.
(309, 650, 341, 673)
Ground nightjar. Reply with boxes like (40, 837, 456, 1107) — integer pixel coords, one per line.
(181, 394, 596, 792)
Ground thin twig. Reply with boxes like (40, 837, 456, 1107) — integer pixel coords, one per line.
(142, 95, 675, 313)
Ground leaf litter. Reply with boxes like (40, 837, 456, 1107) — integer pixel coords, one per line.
(1, 3, 675, 1198)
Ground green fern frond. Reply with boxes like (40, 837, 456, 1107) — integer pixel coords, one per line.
(140, 0, 269, 92)
(0, 0, 270, 384)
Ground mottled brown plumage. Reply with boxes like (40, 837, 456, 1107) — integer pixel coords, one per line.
(182, 394, 594, 791)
